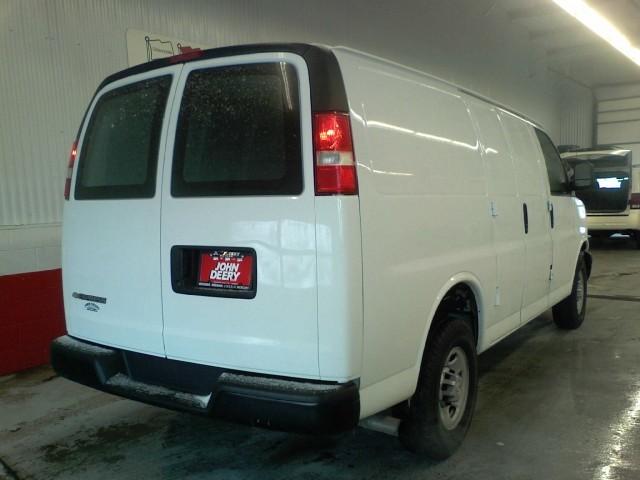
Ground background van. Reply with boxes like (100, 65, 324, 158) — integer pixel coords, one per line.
(52, 43, 592, 459)
(562, 147, 640, 248)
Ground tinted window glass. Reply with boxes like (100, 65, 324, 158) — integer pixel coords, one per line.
(75, 76, 171, 199)
(565, 153, 632, 213)
(535, 129, 569, 194)
(171, 63, 302, 197)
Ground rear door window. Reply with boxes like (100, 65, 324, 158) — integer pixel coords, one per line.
(565, 153, 632, 213)
(171, 62, 302, 197)
(75, 76, 171, 199)
(535, 129, 570, 195)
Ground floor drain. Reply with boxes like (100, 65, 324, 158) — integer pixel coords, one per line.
(588, 294, 640, 303)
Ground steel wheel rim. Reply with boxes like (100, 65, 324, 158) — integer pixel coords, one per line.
(576, 270, 586, 315)
(438, 346, 469, 431)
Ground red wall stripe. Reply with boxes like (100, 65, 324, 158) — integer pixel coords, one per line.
(0, 268, 66, 376)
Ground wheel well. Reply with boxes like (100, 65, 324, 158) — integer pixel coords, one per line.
(428, 283, 479, 347)
(392, 283, 480, 418)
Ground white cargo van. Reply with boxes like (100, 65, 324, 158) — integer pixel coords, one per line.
(52, 43, 593, 459)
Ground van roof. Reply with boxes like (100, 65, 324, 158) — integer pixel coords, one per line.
(332, 46, 544, 130)
(99, 42, 544, 133)
(99, 43, 349, 113)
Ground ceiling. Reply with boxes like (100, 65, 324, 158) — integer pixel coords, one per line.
(500, 0, 640, 87)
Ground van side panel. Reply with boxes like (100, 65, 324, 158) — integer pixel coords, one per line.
(548, 193, 580, 306)
(465, 100, 526, 347)
(315, 196, 363, 381)
(532, 138, 579, 306)
(334, 50, 496, 390)
(498, 113, 553, 323)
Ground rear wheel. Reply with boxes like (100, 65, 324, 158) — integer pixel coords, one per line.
(552, 255, 587, 330)
(633, 231, 640, 250)
(398, 318, 477, 460)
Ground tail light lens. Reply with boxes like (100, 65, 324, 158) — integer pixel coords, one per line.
(64, 140, 78, 200)
(630, 193, 640, 209)
(313, 112, 358, 195)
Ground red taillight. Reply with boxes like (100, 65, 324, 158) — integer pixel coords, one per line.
(313, 112, 357, 195)
(64, 140, 77, 200)
(630, 193, 640, 209)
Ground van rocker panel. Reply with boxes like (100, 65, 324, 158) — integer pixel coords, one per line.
(50, 335, 359, 434)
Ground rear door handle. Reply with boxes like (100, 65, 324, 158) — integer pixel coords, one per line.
(548, 201, 555, 229)
(523, 203, 529, 234)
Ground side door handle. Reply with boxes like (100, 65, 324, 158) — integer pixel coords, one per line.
(523, 203, 529, 234)
(548, 201, 555, 229)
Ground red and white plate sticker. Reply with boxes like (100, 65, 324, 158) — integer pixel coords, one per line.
(198, 251, 253, 290)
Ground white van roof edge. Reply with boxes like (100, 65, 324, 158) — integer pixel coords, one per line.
(331, 45, 545, 132)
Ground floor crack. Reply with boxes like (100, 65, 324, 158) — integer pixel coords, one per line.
(590, 270, 640, 280)
(589, 293, 640, 303)
(0, 458, 20, 480)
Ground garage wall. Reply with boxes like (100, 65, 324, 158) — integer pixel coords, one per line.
(596, 83, 640, 164)
(0, 0, 590, 374)
(558, 80, 594, 148)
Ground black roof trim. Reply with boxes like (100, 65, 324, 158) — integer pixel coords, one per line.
(98, 43, 348, 112)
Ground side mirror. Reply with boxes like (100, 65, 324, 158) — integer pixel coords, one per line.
(571, 162, 594, 190)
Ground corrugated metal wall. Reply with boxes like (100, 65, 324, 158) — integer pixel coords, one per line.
(0, 0, 588, 228)
(558, 80, 594, 148)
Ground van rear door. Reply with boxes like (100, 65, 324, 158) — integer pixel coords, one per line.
(160, 54, 320, 378)
(63, 66, 181, 355)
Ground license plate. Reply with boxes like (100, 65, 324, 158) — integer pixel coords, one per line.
(198, 250, 254, 291)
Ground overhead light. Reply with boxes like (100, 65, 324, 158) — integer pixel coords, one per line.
(553, 0, 640, 66)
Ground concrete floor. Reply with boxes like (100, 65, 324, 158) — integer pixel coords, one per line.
(1, 237, 640, 480)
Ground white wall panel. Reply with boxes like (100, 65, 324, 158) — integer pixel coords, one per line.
(621, 144, 640, 165)
(599, 97, 640, 112)
(598, 109, 640, 123)
(598, 121, 640, 145)
(596, 83, 640, 162)
(596, 84, 640, 100)
(0, 225, 62, 275)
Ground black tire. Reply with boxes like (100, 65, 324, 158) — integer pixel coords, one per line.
(634, 231, 640, 250)
(398, 318, 477, 460)
(552, 255, 587, 330)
